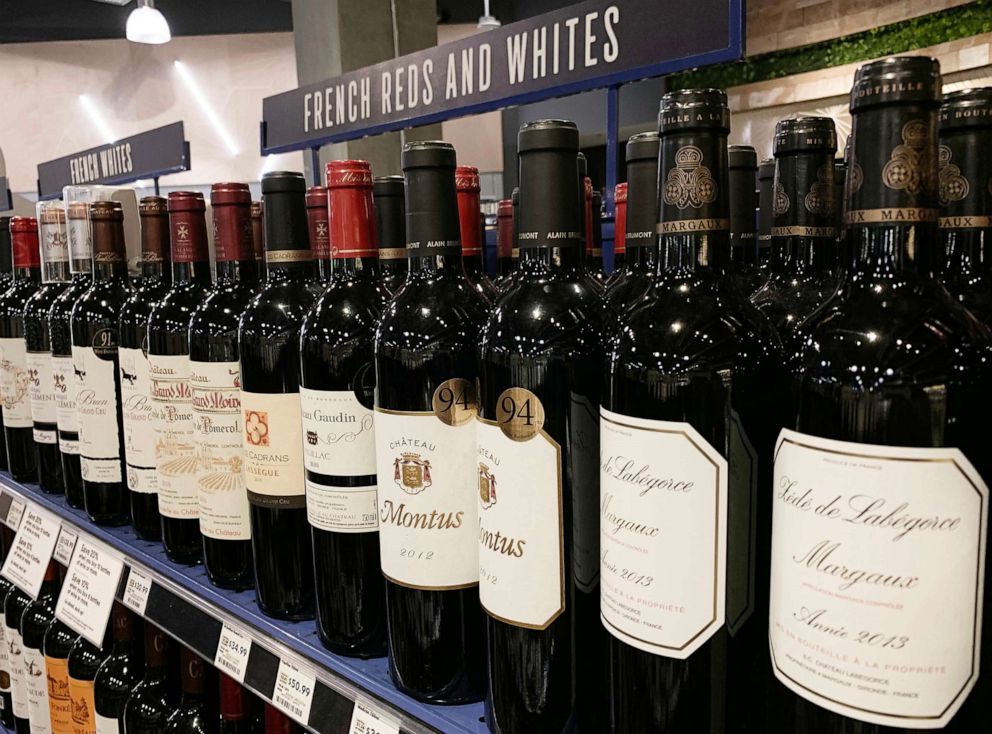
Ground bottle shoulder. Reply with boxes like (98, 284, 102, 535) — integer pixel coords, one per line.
(189, 283, 256, 336)
(24, 282, 68, 317)
(375, 273, 488, 351)
(301, 279, 386, 344)
(0, 280, 40, 319)
(50, 279, 92, 318)
(148, 281, 211, 329)
(239, 279, 315, 339)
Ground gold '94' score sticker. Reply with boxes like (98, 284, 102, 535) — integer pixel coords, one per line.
(432, 378, 477, 426)
(496, 387, 545, 441)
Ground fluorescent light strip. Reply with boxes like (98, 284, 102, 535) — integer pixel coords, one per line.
(174, 60, 239, 155)
(78, 95, 118, 144)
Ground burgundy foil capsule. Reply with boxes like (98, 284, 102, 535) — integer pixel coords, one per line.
(139, 196, 169, 264)
(456, 165, 483, 257)
(496, 199, 513, 260)
(167, 191, 209, 264)
(305, 186, 331, 262)
(211, 183, 253, 263)
(615, 182, 627, 257)
(90, 201, 127, 263)
(9, 216, 41, 269)
(219, 673, 247, 720)
(325, 160, 376, 259)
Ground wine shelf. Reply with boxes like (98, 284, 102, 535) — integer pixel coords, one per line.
(0, 473, 488, 734)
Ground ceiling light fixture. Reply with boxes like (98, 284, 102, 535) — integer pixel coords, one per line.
(126, 0, 171, 45)
(477, 0, 501, 29)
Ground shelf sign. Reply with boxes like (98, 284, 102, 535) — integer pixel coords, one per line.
(273, 659, 316, 725)
(53, 526, 78, 566)
(55, 537, 126, 646)
(0, 506, 61, 599)
(36, 121, 191, 200)
(261, 0, 743, 153)
(214, 623, 252, 683)
(349, 700, 400, 734)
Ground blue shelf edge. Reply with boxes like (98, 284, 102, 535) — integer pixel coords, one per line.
(0, 473, 488, 734)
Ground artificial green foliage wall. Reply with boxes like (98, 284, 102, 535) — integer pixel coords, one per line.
(670, 0, 992, 91)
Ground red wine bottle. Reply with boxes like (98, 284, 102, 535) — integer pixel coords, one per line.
(263, 704, 300, 734)
(456, 165, 498, 301)
(774, 56, 991, 734)
(479, 119, 606, 732)
(238, 171, 316, 620)
(372, 176, 407, 294)
(163, 647, 212, 734)
(606, 182, 626, 287)
(494, 198, 514, 285)
(123, 623, 172, 734)
(93, 604, 140, 732)
(25, 202, 70, 493)
(604, 131, 659, 310)
(67, 627, 111, 734)
(757, 157, 775, 271)
(728, 144, 763, 294)
(148, 191, 212, 563)
(71, 201, 131, 525)
(4, 577, 32, 733)
(939, 88, 992, 322)
(373, 141, 487, 703)
(0, 216, 13, 473)
(189, 183, 257, 590)
(0, 216, 41, 482)
(120, 196, 172, 540)
(250, 202, 264, 269)
(43, 615, 79, 734)
(305, 186, 331, 293)
(20, 560, 60, 734)
(50, 201, 94, 508)
(218, 674, 251, 734)
(300, 160, 387, 657)
(590, 189, 605, 281)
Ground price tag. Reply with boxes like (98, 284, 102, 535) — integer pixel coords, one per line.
(53, 526, 78, 566)
(272, 659, 316, 725)
(349, 700, 401, 734)
(0, 506, 61, 598)
(213, 623, 252, 683)
(122, 568, 153, 616)
(55, 538, 126, 646)
(5, 498, 25, 530)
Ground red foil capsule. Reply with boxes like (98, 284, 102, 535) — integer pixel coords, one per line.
(496, 199, 513, 259)
(455, 165, 482, 257)
(167, 191, 209, 264)
(9, 216, 40, 269)
(219, 672, 247, 721)
(305, 185, 331, 262)
(211, 182, 253, 263)
(614, 182, 627, 256)
(325, 160, 376, 259)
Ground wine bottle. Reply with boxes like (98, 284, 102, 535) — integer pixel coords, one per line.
(0, 216, 41, 482)
(728, 144, 763, 294)
(4, 579, 32, 734)
(26, 202, 70, 494)
(238, 171, 316, 620)
(189, 183, 257, 590)
(123, 623, 172, 734)
(478, 119, 606, 732)
(120, 196, 172, 540)
(20, 560, 60, 734)
(304, 186, 331, 293)
(757, 157, 774, 270)
(456, 165, 498, 301)
(93, 604, 139, 733)
(751, 116, 839, 354)
(939, 87, 992, 322)
(299, 160, 388, 658)
(68, 633, 110, 734)
(250, 202, 265, 269)
(373, 141, 487, 703)
(581, 173, 605, 290)
(511, 187, 520, 274)
(773, 55, 992, 734)
(71, 201, 130, 525)
(51, 201, 94, 509)
(604, 131, 660, 310)
(163, 647, 212, 734)
(0, 575, 13, 728)
(0, 216, 13, 473)
(44, 615, 78, 734)
(604, 89, 787, 733)
(148, 191, 212, 563)
(494, 199, 514, 284)
(263, 704, 300, 734)
(372, 176, 407, 294)
(833, 155, 847, 275)
(606, 182, 626, 287)
(218, 674, 250, 734)
(590, 189, 605, 282)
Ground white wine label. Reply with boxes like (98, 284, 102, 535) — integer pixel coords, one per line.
(191, 360, 249, 541)
(374, 408, 479, 589)
(726, 410, 757, 635)
(52, 354, 79, 454)
(119, 347, 157, 494)
(570, 395, 600, 593)
(149, 353, 198, 519)
(27, 350, 57, 431)
(477, 411, 564, 630)
(306, 478, 377, 533)
(0, 621, 8, 693)
(23, 646, 51, 734)
(770, 429, 989, 729)
(300, 388, 376, 476)
(76, 346, 122, 484)
(7, 626, 29, 719)
(240, 390, 306, 508)
(95, 713, 121, 734)
(599, 409, 728, 658)
(0, 337, 32, 428)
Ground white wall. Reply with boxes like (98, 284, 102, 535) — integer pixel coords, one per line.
(0, 32, 302, 210)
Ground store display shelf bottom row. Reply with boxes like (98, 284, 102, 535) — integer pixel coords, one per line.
(0, 472, 488, 734)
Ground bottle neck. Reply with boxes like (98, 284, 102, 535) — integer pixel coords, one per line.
(330, 255, 378, 280)
(626, 242, 658, 271)
(139, 257, 168, 283)
(771, 235, 834, 275)
(517, 146, 585, 275)
(172, 259, 213, 286)
(15, 265, 41, 283)
(42, 261, 71, 284)
(266, 258, 312, 282)
(216, 257, 260, 286)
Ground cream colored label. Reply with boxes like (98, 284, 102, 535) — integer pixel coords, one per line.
(374, 408, 479, 589)
(0, 337, 32, 428)
(23, 646, 51, 734)
(241, 390, 306, 507)
(599, 409, 728, 658)
(0, 618, 8, 692)
(150, 353, 198, 519)
(27, 350, 57, 440)
(119, 347, 157, 494)
(477, 417, 563, 630)
(7, 626, 28, 719)
(191, 360, 249, 541)
(94, 714, 119, 734)
(76, 346, 122, 483)
(770, 429, 988, 729)
(52, 355, 79, 454)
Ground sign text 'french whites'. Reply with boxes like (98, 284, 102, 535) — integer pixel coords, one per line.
(37, 122, 191, 199)
(261, 0, 741, 151)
